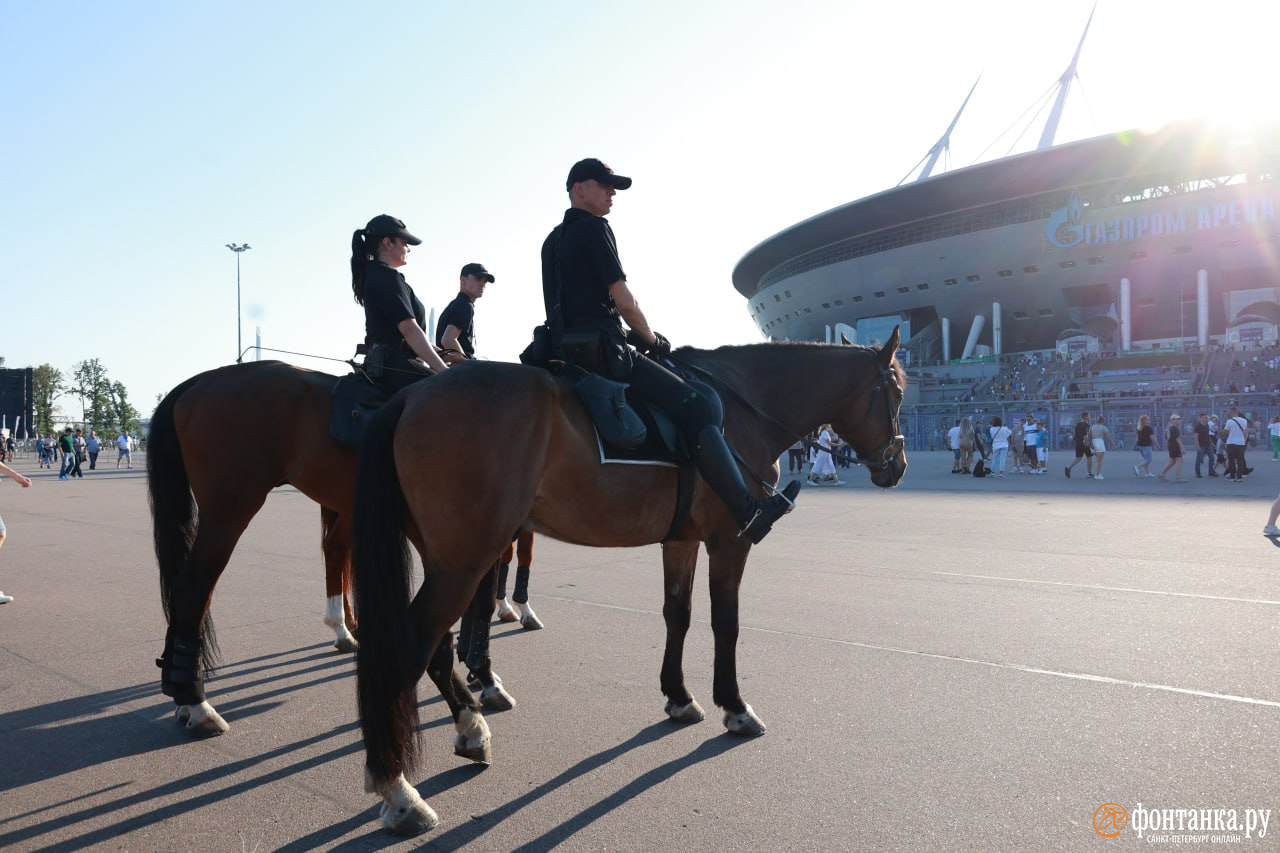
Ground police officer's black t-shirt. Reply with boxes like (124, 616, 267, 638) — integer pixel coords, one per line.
(436, 291, 476, 358)
(363, 261, 425, 357)
(541, 207, 626, 328)
(1073, 420, 1090, 447)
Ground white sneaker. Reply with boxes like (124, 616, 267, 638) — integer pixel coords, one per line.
(0, 592, 12, 604)
(1094, 474, 1104, 480)
(1264, 525, 1280, 537)
(1133, 465, 1142, 477)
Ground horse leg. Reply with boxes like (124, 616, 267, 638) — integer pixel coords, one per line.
(320, 508, 358, 653)
(511, 529, 542, 630)
(706, 545, 766, 736)
(660, 540, 705, 724)
(163, 514, 259, 738)
(459, 563, 516, 710)
(494, 540, 517, 622)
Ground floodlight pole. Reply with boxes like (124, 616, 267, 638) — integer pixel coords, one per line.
(225, 243, 252, 362)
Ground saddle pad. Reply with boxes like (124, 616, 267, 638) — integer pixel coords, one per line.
(595, 400, 681, 467)
(330, 373, 388, 450)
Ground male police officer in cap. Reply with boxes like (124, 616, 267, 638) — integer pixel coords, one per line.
(540, 158, 800, 544)
(437, 262, 494, 365)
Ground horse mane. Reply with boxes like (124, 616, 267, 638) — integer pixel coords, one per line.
(672, 340, 907, 393)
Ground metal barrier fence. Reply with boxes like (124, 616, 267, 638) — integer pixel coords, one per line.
(901, 395, 1280, 453)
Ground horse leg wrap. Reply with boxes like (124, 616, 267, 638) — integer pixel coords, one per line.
(496, 563, 509, 601)
(462, 612, 491, 675)
(156, 629, 206, 705)
(455, 616, 470, 667)
(513, 565, 531, 604)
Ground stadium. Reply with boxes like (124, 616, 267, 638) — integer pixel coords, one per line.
(731, 17, 1280, 453)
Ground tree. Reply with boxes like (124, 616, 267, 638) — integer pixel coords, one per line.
(109, 381, 141, 436)
(32, 364, 64, 436)
(72, 358, 115, 432)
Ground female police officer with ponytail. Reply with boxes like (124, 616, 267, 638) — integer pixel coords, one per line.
(351, 214, 449, 392)
(541, 159, 800, 544)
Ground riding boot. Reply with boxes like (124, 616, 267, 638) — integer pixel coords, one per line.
(692, 425, 800, 545)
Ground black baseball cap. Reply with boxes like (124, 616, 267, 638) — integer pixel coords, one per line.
(460, 262, 495, 283)
(566, 158, 632, 192)
(364, 214, 422, 245)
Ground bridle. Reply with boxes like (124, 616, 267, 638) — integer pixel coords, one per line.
(665, 350, 906, 480)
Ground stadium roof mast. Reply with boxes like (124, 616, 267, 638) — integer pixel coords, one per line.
(903, 75, 981, 184)
(1037, 3, 1095, 150)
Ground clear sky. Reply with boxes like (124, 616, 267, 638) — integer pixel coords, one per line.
(2, 0, 1276, 421)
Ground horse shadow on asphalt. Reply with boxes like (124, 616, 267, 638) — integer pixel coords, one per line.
(0, 641, 364, 851)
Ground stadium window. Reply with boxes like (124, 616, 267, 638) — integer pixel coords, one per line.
(784, 289, 792, 297)
(874, 291, 886, 298)
(1012, 311, 1029, 320)
(1023, 265, 1039, 273)
(1171, 245, 1191, 254)
(897, 286, 910, 294)
(998, 270, 1013, 278)
(916, 283, 929, 290)
(1059, 260, 1076, 268)
(1037, 308, 1054, 317)
(1088, 256, 1105, 265)
(852, 295, 863, 303)
(774, 294, 781, 302)
(944, 278, 957, 286)
(834, 299, 844, 306)
(1129, 250, 1147, 259)
(803, 307, 812, 314)
(966, 274, 980, 282)
(821, 303, 830, 309)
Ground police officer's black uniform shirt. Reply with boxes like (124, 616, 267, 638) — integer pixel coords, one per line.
(436, 291, 476, 358)
(541, 208, 626, 329)
(363, 261, 426, 358)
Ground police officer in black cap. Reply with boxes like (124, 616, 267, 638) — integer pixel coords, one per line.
(350, 214, 450, 392)
(541, 158, 800, 544)
(436, 262, 494, 365)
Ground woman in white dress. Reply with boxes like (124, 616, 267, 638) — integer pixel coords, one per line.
(810, 424, 838, 483)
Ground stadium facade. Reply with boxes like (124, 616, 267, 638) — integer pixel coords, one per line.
(734, 121, 1280, 366)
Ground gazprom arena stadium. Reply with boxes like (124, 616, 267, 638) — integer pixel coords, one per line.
(734, 120, 1280, 366)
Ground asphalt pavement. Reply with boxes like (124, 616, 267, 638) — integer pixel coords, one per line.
(1, 449, 1277, 851)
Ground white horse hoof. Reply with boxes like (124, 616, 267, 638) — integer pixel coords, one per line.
(665, 699, 706, 724)
(495, 597, 518, 623)
(519, 604, 544, 630)
(480, 684, 517, 711)
(377, 776, 439, 836)
(334, 636, 359, 654)
(175, 701, 230, 738)
(723, 703, 767, 737)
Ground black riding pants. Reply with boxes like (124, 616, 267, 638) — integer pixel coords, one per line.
(624, 352, 720, 444)
(378, 357, 433, 395)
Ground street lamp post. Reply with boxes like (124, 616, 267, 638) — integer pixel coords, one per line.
(225, 243, 252, 362)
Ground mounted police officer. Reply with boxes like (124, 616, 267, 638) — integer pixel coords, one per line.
(541, 158, 800, 544)
(350, 214, 450, 392)
(436, 262, 494, 366)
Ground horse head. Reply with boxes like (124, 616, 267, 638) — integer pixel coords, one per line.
(831, 326, 908, 488)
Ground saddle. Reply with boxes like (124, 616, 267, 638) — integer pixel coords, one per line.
(329, 365, 389, 450)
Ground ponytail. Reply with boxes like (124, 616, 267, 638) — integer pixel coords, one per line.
(351, 229, 370, 305)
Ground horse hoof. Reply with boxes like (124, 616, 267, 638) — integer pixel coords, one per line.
(519, 605, 544, 630)
(175, 702, 230, 738)
(480, 684, 517, 711)
(495, 597, 518, 623)
(664, 699, 706, 724)
(334, 636, 359, 654)
(454, 736, 493, 765)
(379, 793, 439, 836)
(723, 704, 766, 737)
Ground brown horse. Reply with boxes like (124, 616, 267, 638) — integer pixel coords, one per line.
(351, 332, 907, 834)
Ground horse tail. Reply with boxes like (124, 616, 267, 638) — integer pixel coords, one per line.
(148, 373, 220, 670)
(353, 392, 421, 781)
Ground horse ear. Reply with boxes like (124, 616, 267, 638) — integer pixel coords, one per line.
(878, 325, 900, 366)
(838, 332, 853, 346)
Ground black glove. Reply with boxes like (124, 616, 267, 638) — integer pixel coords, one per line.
(646, 332, 673, 359)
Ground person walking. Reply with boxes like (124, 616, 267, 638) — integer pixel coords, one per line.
(1264, 491, 1280, 537)
(1222, 407, 1250, 482)
(947, 419, 962, 473)
(58, 428, 75, 480)
(0, 457, 33, 604)
(1065, 411, 1093, 478)
(988, 416, 1012, 478)
(1157, 414, 1186, 482)
(537, 157, 798, 543)
(85, 430, 101, 470)
(1193, 413, 1216, 478)
(1268, 415, 1280, 462)
(116, 431, 133, 468)
(1133, 414, 1156, 478)
(1009, 420, 1025, 474)
(1089, 415, 1113, 479)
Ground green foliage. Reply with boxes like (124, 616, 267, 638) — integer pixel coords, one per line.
(109, 381, 141, 435)
(72, 358, 115, 432)
(32, 364, 64, 436)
